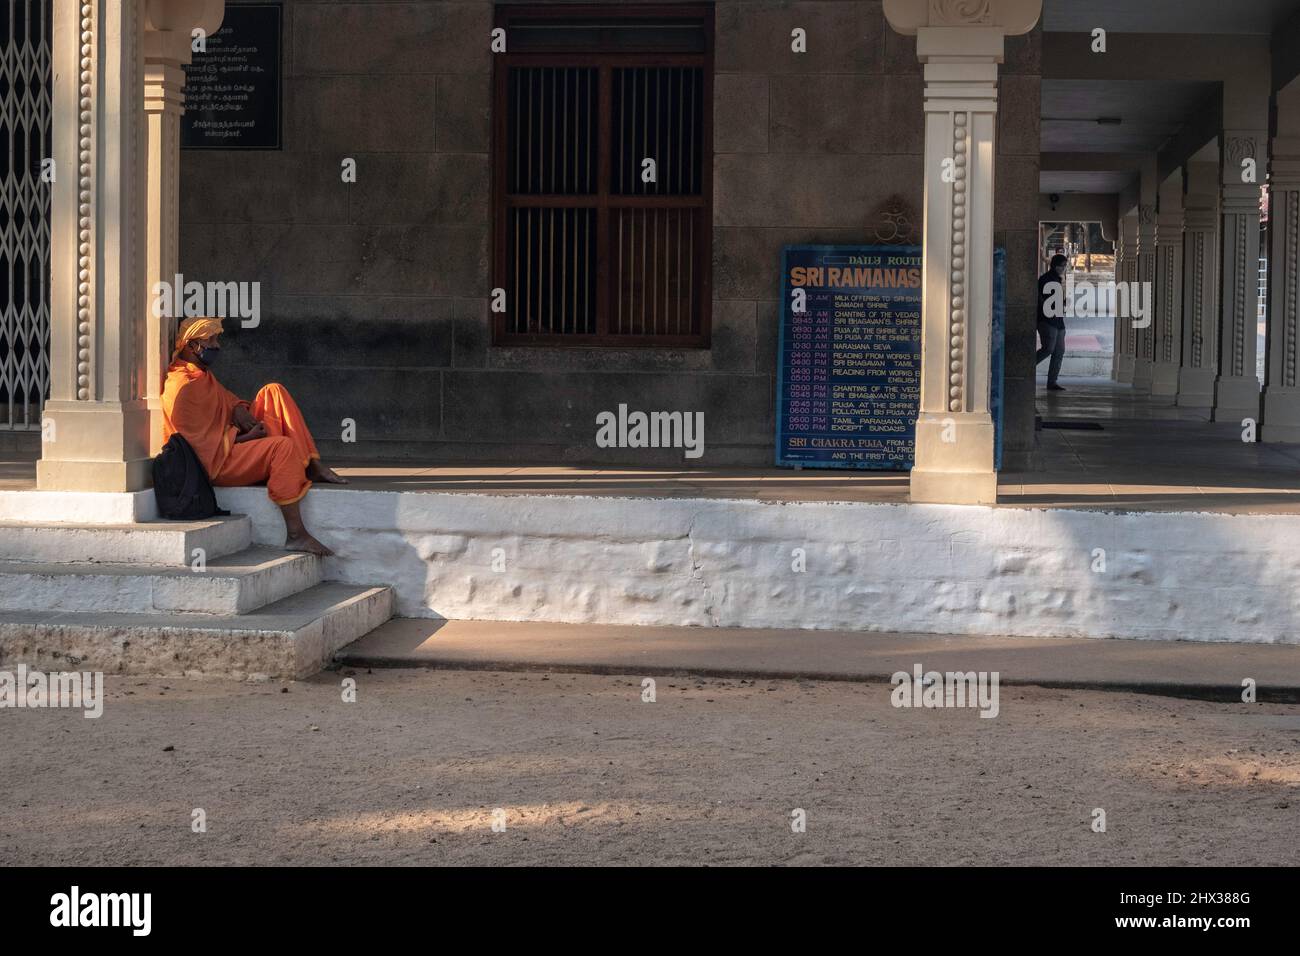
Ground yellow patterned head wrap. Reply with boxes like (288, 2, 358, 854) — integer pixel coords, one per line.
(173, 317, 224, 359)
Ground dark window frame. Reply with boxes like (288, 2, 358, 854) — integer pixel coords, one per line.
(491, 3, 714, 348)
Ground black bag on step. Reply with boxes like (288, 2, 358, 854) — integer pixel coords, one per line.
(152, 433, 230, 520)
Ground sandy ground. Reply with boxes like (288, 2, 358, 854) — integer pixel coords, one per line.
(1, 668, 1297, 866)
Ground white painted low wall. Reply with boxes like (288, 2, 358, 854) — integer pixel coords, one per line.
(217, 486, 1300, 644)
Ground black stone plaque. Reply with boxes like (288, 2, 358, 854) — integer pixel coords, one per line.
(181, 3, 282, 150)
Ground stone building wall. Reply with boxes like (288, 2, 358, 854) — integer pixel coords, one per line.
(180, 0, 1041, 468)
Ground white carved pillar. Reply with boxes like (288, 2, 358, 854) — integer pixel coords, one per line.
(38, 0, 224, 491)
(1131, 204, 1156, 393)
(1213, 131, 1265, 422)
(1178, 162, 1219, 410)
(39, 0, 152, 491)
(1114, 212, 1137, 383)
(883, 0, 1042, 506)
(142, 1, 224, 454)
(1150, 181, 1184, 399)
(1261, 137, 1300, 441)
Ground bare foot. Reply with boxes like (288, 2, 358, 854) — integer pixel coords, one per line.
(308, 461, 349, 484)
(285, 533, 334, 557)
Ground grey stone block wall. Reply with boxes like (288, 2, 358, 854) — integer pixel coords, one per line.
(180, 0, 1041, 469)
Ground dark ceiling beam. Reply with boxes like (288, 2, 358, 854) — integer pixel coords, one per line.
(1043, 33, 1270, 82)
(1040, 152, 1144, 172)
(1157, 89, 1223, 184)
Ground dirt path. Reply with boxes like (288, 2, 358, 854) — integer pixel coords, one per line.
(1, 668, 1297, 866)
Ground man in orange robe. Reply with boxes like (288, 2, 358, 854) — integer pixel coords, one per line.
(162, 317, 346, 556)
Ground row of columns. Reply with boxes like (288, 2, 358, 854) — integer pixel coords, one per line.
(1110, 130, 1295, 432)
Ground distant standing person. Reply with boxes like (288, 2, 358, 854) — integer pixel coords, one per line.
(1036, 254, 1068, 392)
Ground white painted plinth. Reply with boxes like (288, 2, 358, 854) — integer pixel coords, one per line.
(218, 486, 1300, 645)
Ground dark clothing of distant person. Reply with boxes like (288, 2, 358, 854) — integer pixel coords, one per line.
(1035, 265, 1066, 388)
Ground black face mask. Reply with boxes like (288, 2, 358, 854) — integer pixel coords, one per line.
(197, 346, 220, 368)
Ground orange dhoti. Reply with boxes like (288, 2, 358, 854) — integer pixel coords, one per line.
(211, 384, 319, 505)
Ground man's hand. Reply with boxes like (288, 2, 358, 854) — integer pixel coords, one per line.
(232, 405, 259, 432)
(233, 422, 268, 444)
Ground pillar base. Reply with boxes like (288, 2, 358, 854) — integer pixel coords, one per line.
(37, 458, 153, 494)
(910, 468, 998, 505)
(36, 400, 153, 493)
(1211, 375, 1261, 423)
(1115, 353, 1135, 383)
(1260, 386, 1300, 442)
(1150, 361, 1180, 397)
(908, 413, 998, 506)
(1131, 359, 1153, 393)
(1176, 366, 1216, 409)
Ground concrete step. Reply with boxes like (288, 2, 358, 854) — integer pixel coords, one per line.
(0, 515, 250, 565)
(0, 546, 322, 615)
(0, 582, 394, 680)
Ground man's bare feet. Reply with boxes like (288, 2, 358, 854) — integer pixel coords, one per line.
(308, 460, 349, 484)
(285, 533, 335, 557)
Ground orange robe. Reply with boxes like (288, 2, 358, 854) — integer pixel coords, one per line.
(161, 361, 318, 505)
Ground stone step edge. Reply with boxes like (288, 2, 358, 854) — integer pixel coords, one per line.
(0, 546, 317, 579)
(0, 515, 252, 564)
(0, 583, 394, 680)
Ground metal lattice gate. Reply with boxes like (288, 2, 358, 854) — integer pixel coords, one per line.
(0, 0, 51, 430)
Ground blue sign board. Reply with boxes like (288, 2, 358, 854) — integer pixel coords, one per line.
(776, 245, 1005, 470)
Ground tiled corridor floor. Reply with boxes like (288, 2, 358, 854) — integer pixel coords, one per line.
(4, 377, 1299, 512)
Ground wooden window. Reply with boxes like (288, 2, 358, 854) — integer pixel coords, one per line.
(492, 4, 713, 346)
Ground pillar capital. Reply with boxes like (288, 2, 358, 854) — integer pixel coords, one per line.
(883, 0, 1042, 36)
(1221, 182, 1263, 216)
(1136, 203, 1157, 245)
(1270, 135, 1300, 192)
(1120, 210, 1138, 241)
(143, 1, 224, 112)
(1155, 207, 1184, 237)
(145, 0, 225, 36)
(1222, 129, 1266, 188)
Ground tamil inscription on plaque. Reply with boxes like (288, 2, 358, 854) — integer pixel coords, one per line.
(776, 245, 1005, 470)
(181, 3, 283, 150)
